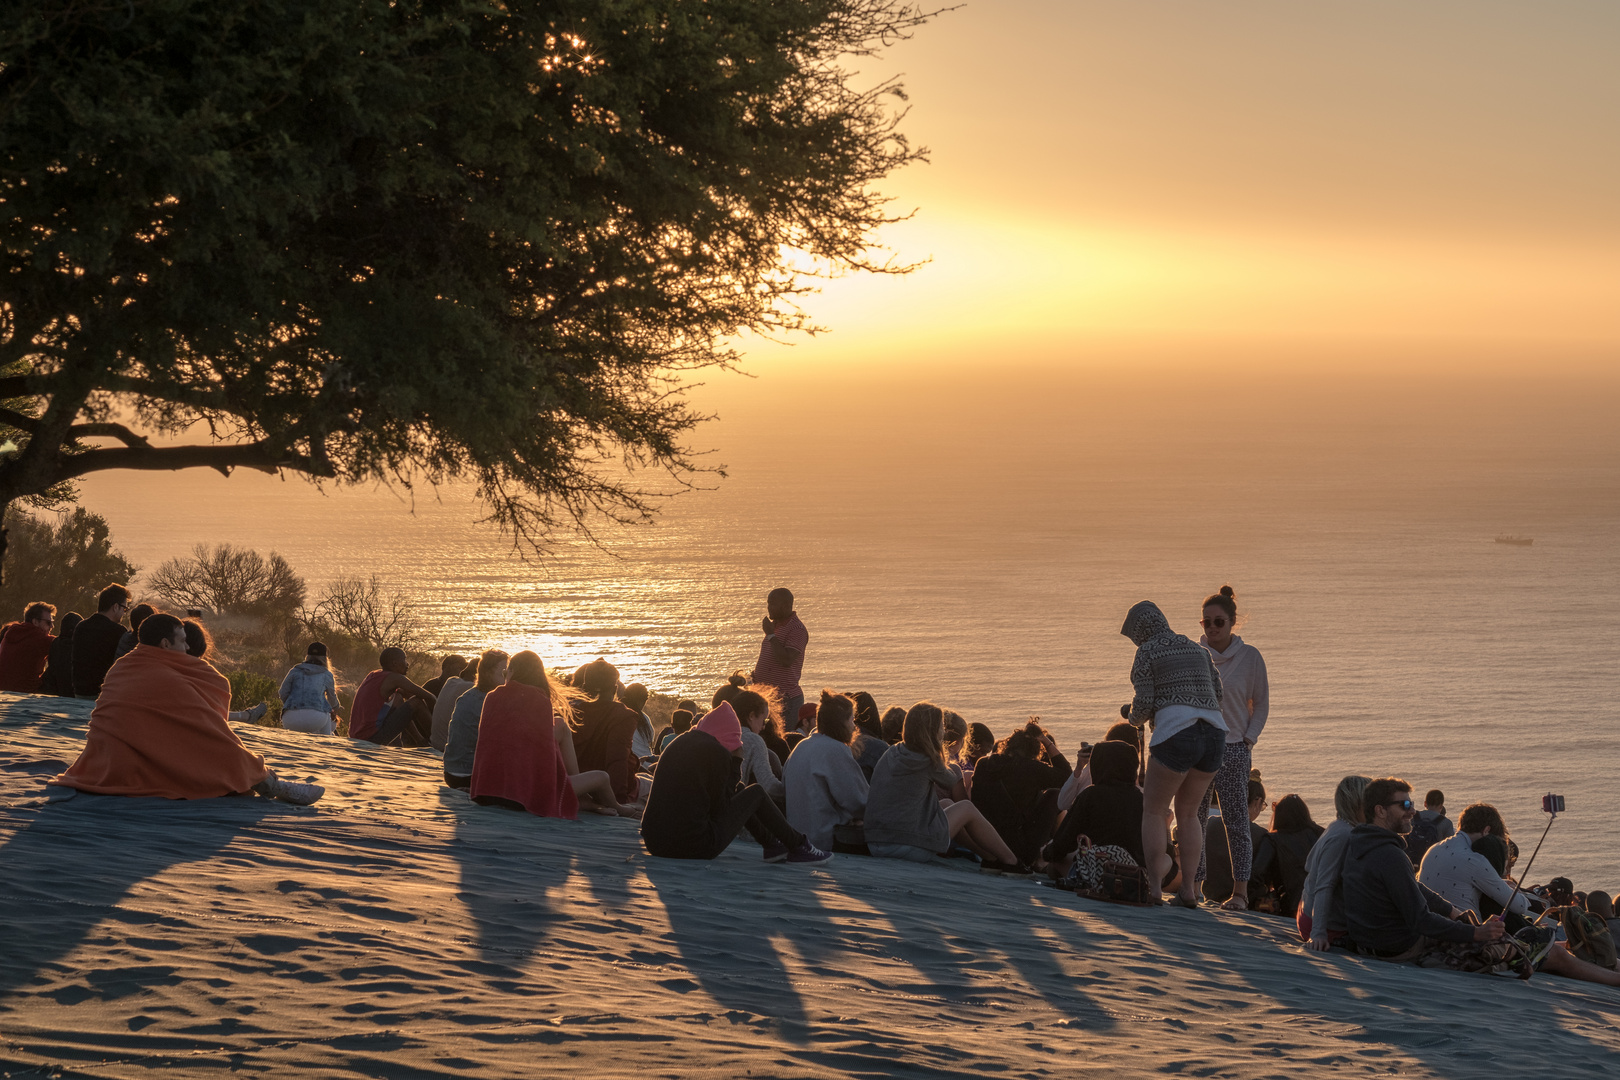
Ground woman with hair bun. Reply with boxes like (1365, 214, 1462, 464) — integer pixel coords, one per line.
(1196, 585, 1270, 910)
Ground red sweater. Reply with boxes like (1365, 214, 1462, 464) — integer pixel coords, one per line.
(0, 621, 54, 693)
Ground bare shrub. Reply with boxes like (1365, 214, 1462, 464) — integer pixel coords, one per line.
(299, 574, 423, 652)
(149, 544, 305, 619)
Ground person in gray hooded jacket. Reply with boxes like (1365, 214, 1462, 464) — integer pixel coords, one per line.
(864, 701, 1021, 872)
(1121, 600, 1226, 907)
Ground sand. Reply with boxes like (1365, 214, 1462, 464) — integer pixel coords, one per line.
(2, 694, 1617, 1079)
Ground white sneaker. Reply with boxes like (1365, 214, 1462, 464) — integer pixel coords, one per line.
(255, 773, 325, 806)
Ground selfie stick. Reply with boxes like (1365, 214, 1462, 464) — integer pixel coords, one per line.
(1500, 799, 1559, 919)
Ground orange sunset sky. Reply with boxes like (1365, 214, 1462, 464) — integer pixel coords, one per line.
(738, 1, 1620, 374)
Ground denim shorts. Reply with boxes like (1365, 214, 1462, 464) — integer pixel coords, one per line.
(1150, 719, 1225, 773)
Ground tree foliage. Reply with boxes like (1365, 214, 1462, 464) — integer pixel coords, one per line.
(0, 0, 930, 573)
(0, 507, 139, 618)
(148, 543, 306, 618)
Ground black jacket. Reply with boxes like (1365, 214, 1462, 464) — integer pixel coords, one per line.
(1270, 824, 1324, 918)
(70, 612, 126, 698)
(1342, 824, 1474, 952)
(970, 750, 1072, 865)
(640, 731, 741, 858)
(1203, 818, 1273, 905)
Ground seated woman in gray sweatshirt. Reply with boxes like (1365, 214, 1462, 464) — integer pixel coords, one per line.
(783, 690, 869, 851)
(1299, 774, 1372, 949)
(863, 701, 1022, 873)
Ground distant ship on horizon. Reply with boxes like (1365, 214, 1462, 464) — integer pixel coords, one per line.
(1495, 535, 1534, 546)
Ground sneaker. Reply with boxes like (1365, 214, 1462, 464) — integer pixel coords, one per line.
(255, 773, 325, 806)
(243, 701, 269, 722)
(786, 841, 833, 864)
(761, 840, 789, 863)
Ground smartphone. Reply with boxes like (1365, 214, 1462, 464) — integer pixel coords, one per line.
(1542, 793, 1566, 814)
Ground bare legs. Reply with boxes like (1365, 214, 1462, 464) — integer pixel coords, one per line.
(1540, 943, 1620, 986)
(553, 716, 635, 816)
(942, 799, 1018, 865)
(570, 770, 636, 817)
(1143, 757, 1218, 906)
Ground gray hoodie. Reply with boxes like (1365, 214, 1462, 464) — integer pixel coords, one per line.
(864, 744, 956, 853)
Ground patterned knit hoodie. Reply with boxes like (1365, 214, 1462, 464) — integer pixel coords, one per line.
(1121, 601, 1223, 726)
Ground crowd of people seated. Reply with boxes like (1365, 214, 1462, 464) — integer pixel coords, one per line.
(10, 579, 1616, 995)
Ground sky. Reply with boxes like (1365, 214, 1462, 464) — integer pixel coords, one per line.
(739, 1, 1620, 375)
(76, 3, 1620, 551)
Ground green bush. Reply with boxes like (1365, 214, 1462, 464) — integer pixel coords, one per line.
(226, 670, 282, 728)
(0, 507, 140, 618)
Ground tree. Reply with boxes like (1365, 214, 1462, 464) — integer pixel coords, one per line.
(0, 0, 930, 578)
(0, 507, 139, 618)
(300, 574, 421, 651)
(148, 543, 306, 619)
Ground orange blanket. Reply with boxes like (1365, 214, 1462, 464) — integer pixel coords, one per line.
(53, 645, 269, 799)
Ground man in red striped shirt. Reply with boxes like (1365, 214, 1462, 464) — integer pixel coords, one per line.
(751, 588, 808, 723)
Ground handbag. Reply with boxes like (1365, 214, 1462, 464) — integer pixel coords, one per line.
(1063, 842, 1154, 906)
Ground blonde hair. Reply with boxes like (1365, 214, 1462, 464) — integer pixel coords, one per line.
(1334, 775, 1374, 824)
(507, 650, 583, 726)
(902, 701, 946, 766)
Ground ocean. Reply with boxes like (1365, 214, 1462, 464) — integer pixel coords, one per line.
(78, 364, 1620, 886)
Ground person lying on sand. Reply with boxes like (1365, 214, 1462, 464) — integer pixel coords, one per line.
(1343, 778, 1620, 986)
(470, 651, 635, 818)
(641, 700, 831, 863)
(51, 613, 322, 805)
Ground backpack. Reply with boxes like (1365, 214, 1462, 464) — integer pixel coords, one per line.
(1565, 909, 1618, 970)
(1403, 815, 1440, 868)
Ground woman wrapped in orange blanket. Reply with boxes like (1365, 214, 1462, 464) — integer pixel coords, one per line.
(469, 651, 634, 818)
(53, 613, 322, 805)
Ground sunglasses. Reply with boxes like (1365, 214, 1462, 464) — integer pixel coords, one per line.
(1384, 798, 1415, 811)
(1200, 617, 1228, 629)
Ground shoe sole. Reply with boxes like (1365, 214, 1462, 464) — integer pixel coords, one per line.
(787, 854, 834, 864)
(763, 853, 789, 864)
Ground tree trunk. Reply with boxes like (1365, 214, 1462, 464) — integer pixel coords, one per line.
(0, 498, 10, 588)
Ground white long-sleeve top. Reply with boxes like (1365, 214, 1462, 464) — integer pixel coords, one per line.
(1200, 634, 1269, 745)
(783, 733, 870, 851)
(738, 727, 785, 802)
(1418, 831, 1529, 917)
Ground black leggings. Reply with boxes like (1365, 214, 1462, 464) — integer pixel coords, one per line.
(661, 784, 806, 859)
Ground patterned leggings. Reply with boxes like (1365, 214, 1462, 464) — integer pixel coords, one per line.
(1195, 741, 1254, 884)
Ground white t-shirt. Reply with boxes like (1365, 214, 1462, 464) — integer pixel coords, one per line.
(1149, 704, 1227, 746)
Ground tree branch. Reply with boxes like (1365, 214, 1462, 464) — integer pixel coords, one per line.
(0, 377, 37, 401)
(97, 374, 231, 410)
(67, 422, 153, 448)
(0, 407, 39, 433)
(52, 440, 335, 483)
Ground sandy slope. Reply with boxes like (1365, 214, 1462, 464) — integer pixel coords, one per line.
(1, 694, 1616, 1079)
